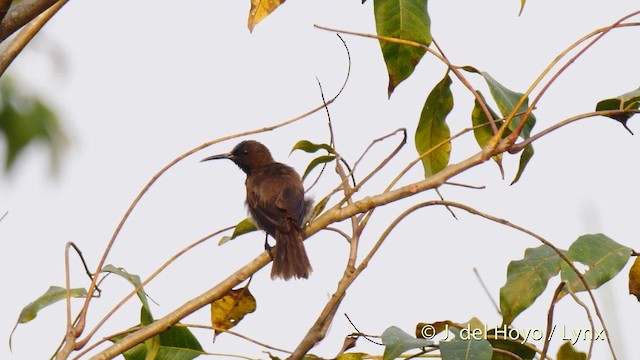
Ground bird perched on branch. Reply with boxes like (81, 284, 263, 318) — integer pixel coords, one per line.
(202, 140, 313, 280)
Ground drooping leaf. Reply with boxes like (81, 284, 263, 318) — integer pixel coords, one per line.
(629, 257, 640, 301)
(219, 218, 257, 245)
(561, 233, 631, 295)
(102, 264, 152, 322)
(10, 286, 87, 349)
(247, 0, 285, 33)
(374, 0, 432, 96)
(500, 245, 563, 325)
(510, 144, 534, 185)
(439, 327, 493, 360)
(15, 286, 86, 324)
(381, 326, 434, 360)
(0, 78, 66, 173)
(210, 284, 257, 339)
(415, 73, 453, 177)
(595, 86, 640, 135)
(302, 155, 335, 181)
(471, 91, 504, 175)
(290, 140, 335, 155)
(556, 342, 586, 360)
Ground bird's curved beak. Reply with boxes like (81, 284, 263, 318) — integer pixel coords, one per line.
(201, 153, 233, 162)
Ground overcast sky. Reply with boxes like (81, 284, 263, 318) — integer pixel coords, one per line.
(1, 1, 639, 359)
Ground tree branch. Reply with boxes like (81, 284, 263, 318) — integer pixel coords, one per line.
(0, 0, 67, 77)
(0, 0, 12, 24)
(0, 0, 60, 42)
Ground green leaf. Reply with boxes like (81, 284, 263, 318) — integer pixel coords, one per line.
(471, 92, 502, 149)
(15, 286, 86, 324)
(510, 144, 534, 185)
(471, 91, 504, 173)
(561, 233, 631, 295)
(336, 353, 369, 360)
(111, 311, 204, 360)
(500, 245, 563, 325)
(10, 286, 87, 349)
(464, 69, 536, 184)
(0, 78, 67, 172)
(595, 86, 640, 135)
(218, 218, 257, 245)
(381, 326, 434, 360)
(290, 140, 335, 155)
(102, 265, 153, 323)
(302, 155, 335, 181)
(374, 0, 432, 96)
(556, 342, 586, 360)
(415, 73, 453, 177)
(486, 327, 536, 360)
(439, 328, 492, 360)
(480, 72, 536, 138)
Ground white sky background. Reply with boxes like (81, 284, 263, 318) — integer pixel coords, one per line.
(1, 1, 640, 359)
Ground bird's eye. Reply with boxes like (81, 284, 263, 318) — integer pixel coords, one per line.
(242, 150, 249, 155)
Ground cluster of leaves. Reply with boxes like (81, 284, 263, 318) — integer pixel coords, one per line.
(370, 234, 636, 360)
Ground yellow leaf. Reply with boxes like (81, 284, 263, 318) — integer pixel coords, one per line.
(210, 285, 257, 338)
(248, 0, 285, 32)
(629, 256, 640, 301)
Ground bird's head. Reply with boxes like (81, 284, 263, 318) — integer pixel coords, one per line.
(201, 140, 274, 175)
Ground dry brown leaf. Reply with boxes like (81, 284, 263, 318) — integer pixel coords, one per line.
(210, 284, 256, 340)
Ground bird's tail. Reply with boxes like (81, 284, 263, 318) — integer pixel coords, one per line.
(271, 229, 312, 280)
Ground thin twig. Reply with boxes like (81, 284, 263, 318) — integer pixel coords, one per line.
(324, 227, 352, 243)
(510, 109, 640, 152)
(67, 242, 101, 295)
(540, 282, 565, 359)
(181, 324, 293, 355)
(344, 313, 383, 346)
(472, 268, 500, 316)
(567, 287, 597, 359)
(444, 181, 485, 190)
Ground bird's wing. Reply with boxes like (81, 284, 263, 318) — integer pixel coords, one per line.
(275, 185, 306, 226)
